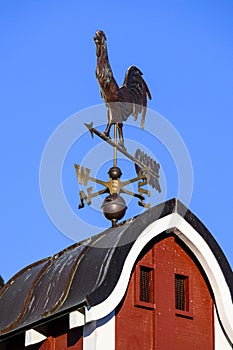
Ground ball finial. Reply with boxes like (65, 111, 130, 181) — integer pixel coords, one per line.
(102, 193, 127, 227)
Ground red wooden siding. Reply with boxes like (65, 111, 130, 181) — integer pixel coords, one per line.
(115, 235, 214, 350)
(116, 242, 155, 349)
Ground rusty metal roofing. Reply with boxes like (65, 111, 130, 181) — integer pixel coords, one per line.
(0, 199, 232, 338)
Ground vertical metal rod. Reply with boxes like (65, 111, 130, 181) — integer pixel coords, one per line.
(114, 124, 117, 167)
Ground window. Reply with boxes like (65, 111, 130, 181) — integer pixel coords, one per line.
(135, 264, 154, 309)
(175, 274, 193, 318)
(140, 266, 151, 303)
(175, 274, 189, 311)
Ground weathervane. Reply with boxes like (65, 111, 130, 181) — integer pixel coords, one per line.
(74, 30, 161, 227)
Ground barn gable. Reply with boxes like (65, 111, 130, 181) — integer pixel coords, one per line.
(0, 198, 232, 349)
(115, 234, 215, 349)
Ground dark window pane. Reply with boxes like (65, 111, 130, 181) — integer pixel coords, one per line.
(140, 267, 151, 303)
(175, 274, 188, 311)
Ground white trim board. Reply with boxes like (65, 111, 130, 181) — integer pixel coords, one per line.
(83, 311, 115, 350)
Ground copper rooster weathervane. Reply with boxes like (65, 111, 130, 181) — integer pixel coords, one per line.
(74, 30, 161, 227)
(94, 29, 151, 149)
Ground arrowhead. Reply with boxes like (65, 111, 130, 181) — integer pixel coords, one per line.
(84, 122, 94, 138)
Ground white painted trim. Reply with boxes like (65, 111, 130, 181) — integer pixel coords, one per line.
(83, 311, 115, 350)
(69, 310, 85, 328)
(214, 306, 232, 349)
(83, 321, 97, 350)
(85, 213, 233, 345)
(25, 329, 47, 347)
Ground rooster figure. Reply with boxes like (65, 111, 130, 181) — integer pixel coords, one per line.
(94, 30, 152, 148)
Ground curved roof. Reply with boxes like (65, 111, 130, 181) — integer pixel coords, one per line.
(0, 198, 232, 339)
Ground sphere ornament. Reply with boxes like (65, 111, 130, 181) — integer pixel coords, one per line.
(102, 193, 127, 226)
(108, 166, 122, 179)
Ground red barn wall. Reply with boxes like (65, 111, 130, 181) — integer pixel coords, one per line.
(115, 235, 214, 350)
(116, 243, 155, 349)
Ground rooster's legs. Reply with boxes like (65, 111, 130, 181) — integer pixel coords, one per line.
(117, 123, 126, 151)
(103, 122, 112, 138)
(103, 122, 126, 151)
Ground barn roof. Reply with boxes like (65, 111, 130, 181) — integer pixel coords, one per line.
(0, 198, 232, 340)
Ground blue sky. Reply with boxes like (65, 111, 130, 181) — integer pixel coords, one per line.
(0, 0, 232, 282)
